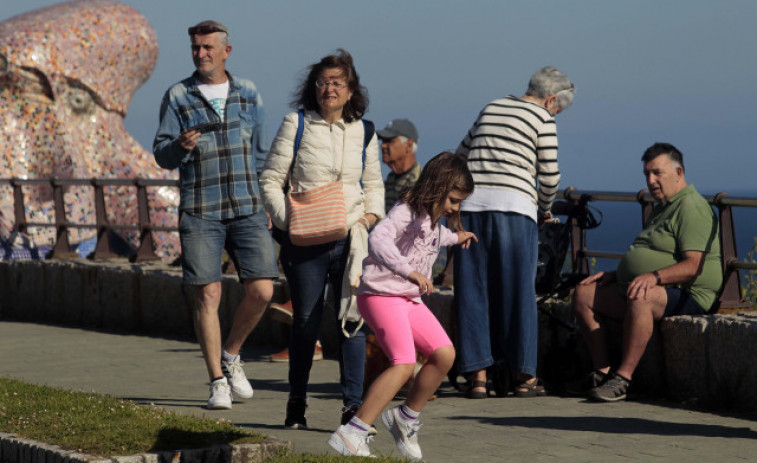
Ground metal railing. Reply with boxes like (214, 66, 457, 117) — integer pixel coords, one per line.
(561, 187, 757, 312)
(1, 178, 755, 310)
(0, 177, 178, 262)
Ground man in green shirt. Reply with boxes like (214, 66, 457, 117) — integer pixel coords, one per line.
(571, 142, 721, 402)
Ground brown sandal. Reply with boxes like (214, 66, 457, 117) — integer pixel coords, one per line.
(514, 378, 546, 398)
(465, 379, 488, 399)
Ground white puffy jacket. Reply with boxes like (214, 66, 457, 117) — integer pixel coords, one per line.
(260, 110, 385, 230)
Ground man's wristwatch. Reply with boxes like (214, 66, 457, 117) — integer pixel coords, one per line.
(652, 270, 662, 285)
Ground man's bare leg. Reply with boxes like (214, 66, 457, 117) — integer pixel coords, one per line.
(573, 280, 627, 374)
(224, 278, 274, 355)
(193, 281, 224, 380)
(616, 287, 667, 380)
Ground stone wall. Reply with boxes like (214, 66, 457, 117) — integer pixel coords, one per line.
(1, 259, 755, 410)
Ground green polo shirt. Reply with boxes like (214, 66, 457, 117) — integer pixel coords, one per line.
(616, 184, 722, 311)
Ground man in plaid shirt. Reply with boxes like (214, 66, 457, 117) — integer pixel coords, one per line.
(153, 20, 278, 410)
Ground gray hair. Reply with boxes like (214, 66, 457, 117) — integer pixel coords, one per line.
(526, 66, 575, 110)
(397, 136, 418, 154)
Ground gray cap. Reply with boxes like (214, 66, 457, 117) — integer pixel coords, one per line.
(377, 119, 419, 142)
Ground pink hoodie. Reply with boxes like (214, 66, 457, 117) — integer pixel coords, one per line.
(358, 202, 459, 302)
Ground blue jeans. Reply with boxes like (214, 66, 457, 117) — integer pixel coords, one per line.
(179, 211, 279, 285)
(279, 233, 366, 408)
(454, 211, 539, 377)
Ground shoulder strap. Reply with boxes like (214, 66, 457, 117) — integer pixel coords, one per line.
(360, 119, 375, 188)
(289, 109, 305, 179)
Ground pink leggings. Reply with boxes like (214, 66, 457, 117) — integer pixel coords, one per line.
(358, 294, 452, 365)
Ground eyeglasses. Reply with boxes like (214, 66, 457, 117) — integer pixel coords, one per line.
(315, 79, 347, 90)
(188, 24, 228, 36)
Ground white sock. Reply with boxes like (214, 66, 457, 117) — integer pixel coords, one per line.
(345, 416, 370, 435)
(222, 349, 238, 364)
(399, 403, 420, 421)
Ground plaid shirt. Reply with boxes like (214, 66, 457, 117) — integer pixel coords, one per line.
(153, 72, 268, 220)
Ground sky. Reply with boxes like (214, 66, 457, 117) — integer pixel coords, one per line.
(3, 0, 757, 196)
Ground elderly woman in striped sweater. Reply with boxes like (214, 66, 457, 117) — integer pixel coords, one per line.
(453, 66, 575, 399)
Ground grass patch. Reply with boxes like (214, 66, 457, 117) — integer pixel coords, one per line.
(0, 377, 263, 457)
(0, 378, 407, 462)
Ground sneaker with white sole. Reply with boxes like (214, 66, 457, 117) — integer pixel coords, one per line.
(589, 371, 631, 402)
(222, 356, 253, 399)
(328, 425, 374, 457)
(381, 406, 422, 461)
(207, 377, 232, 410)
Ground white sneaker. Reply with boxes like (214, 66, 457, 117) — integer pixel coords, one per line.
(207, 378, 232, 410)
(328, 425, 374, 457)
(381, 406, 422, 461)
(222, 356, 254, 399)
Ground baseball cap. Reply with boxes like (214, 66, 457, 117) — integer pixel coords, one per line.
(377, 119, 419, 142)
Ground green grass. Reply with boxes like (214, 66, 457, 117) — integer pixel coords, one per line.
(0, 378, 406, 462)
(0, 377, 263, 456)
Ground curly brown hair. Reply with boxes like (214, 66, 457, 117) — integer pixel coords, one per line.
(290, 49, 369, 123)
(400, 152, 474, 230)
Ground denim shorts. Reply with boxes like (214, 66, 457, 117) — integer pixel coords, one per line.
(179, 211, 279, 285)
(663, 288, 706, 317)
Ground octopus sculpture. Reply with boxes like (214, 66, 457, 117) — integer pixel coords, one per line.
(0, 0, 179, 258)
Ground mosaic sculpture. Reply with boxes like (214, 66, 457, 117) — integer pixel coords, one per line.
(0, 0, 179, 258)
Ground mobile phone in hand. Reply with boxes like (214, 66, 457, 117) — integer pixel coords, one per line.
(184, 122, 221, 134)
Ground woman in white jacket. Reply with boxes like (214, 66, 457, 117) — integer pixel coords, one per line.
(260, 49, 384, 430)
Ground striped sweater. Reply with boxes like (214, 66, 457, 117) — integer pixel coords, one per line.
(455, 96, 560, 215)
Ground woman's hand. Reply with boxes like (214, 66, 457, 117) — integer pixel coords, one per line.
(359, 213, 378, 229)
(408, 271, 434, 296)
(456, 231, 478, 249)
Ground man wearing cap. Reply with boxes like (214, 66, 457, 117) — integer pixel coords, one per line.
(153, 21, 278, 410)
(377, 119, 422, 213)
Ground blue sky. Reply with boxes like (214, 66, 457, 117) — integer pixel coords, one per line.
(5, 0, 757, 195)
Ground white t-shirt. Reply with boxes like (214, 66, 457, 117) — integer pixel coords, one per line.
(460, 187, 537, 223)
(196, 80, 229, 121)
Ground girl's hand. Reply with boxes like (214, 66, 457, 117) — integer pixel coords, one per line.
(456, 231, 478, 249)
(408, 271, 434, 295)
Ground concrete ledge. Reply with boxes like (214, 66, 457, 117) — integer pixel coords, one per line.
(0, 432, 291, 463)
(0, 259, 289, 348)
(662, 313, 757, 409)
(1, 260, 756, 410)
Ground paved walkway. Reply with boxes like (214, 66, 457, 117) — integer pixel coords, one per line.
(2, 321, 756, 462)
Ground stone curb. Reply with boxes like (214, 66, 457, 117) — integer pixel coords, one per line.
(0, 433, 291, 463)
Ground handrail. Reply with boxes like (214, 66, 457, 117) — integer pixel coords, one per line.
(561, 187, 756, 312)
(0, 177, 178, 262)
(1, 178, 755, 310)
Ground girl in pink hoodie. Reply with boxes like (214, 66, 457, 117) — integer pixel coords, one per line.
(329, 152, 477, 459)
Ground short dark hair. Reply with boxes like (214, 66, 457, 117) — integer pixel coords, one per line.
(400, 152, 474, 230)
(291, 49, 368, 123)
(641, 142, 685, 173)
